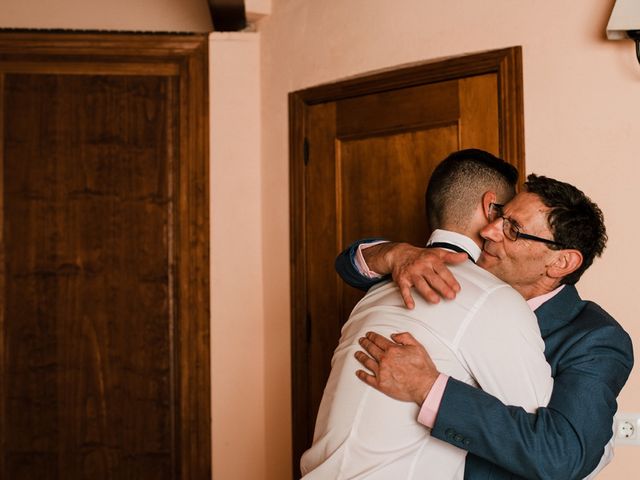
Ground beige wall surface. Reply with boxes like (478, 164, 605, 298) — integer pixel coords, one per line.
(1, 0, 212, 31)
(2, 0, 640, 479)
(259, 1, 639, 479)
(210, 33, 265, 480)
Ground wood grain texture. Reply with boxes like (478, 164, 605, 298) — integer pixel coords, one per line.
(0, 32, 210, 480)
(336, 81, 459, 139)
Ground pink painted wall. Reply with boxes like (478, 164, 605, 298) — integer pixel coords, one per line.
(3, 0, 212, 31)
(259, 1, 640, 479)
(209, 33, 265, 480)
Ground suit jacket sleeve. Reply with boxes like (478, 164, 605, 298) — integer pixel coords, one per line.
(334, 238, 389, 290)
(431, 305, 634, 480)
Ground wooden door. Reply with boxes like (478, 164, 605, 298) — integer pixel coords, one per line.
(0, 33, 210, 479)
(290, 47, 525, 476)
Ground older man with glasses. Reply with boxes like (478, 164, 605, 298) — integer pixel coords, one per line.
(337, 172, 633, 479)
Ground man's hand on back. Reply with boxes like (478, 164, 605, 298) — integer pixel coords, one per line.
(355, 331, 440, 405)
(364, 242, 466, 308)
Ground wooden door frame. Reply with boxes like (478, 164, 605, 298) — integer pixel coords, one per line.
(0, 31, 211, 479)
(289, 46, 526, 475)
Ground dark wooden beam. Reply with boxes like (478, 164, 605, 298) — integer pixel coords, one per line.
(208, 0, 247, 31)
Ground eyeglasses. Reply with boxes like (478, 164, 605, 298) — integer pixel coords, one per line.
(488, 203, 566, 248)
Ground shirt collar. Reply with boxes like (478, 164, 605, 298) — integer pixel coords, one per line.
(426, 229, 482, 262)
(527, 285, 565, 311)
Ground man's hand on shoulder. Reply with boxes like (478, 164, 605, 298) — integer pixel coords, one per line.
(354, 331, 439, 405)
(365, 243, 465, 308)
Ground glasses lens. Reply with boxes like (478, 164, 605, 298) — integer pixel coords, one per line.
(502, 218, 519, 241)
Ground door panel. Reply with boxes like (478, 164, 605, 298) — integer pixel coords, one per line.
(335, 80, 459, 138)
(459, 74, 500, 149)
(4, 72, 175, 479)
(0, 33, 210, 480)
(339, 128, 458, 245)
(338, 127, 459, 318)
(290, 48, 525, 477)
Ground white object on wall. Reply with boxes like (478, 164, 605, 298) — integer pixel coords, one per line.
(606, 0, 640, 65)
(606, 0, 640, 39)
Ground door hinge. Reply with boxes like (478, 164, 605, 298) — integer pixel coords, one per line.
(306, 311, 312, 343)
(303, 137, 310, 165)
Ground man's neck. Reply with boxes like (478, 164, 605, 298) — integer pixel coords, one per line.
(516, 279, 561, 301)
(438, 224, 483, 250)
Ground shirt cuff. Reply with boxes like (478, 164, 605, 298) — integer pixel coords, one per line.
(354, 240, 389, 278)
(417, 373, 449, 429)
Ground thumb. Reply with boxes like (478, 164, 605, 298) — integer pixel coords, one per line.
(391, 332, 419, 346)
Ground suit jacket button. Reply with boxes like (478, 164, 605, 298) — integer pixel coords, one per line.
(463, 438, 470, 446)
(454, 434, 464, 442)
(445, 428, 455, 438)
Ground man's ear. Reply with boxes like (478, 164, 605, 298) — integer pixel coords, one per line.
(547, 249, 583, 280)
(481, 191, 497, 220)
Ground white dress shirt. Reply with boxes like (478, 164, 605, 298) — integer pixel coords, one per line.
(300, 230, 553, 479)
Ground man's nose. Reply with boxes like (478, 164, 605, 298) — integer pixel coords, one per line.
(481, 218, 504, 242)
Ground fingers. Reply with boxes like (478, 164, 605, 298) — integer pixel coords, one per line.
(414, 257, 461, 301)
(434, 255, 463, 293)
(391, 249, 464, 306)
(411, 276, 440, 305)
(355, 369, 377, 387)
(390, 331, 419, 346)
(398, 271, 443, 305)
(355, 348, 379, 389)
(398, 282, 417, 309)
(358, 336, 384, 361)
(354, 332, 439, 404)
(364, 331, 395, 351)
(358, 331, 398, 365)
(421, 268, 457, 300)
(354, 350, 378, 375)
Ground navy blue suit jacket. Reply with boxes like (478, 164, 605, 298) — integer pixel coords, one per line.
(335, 243, 634, 479)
